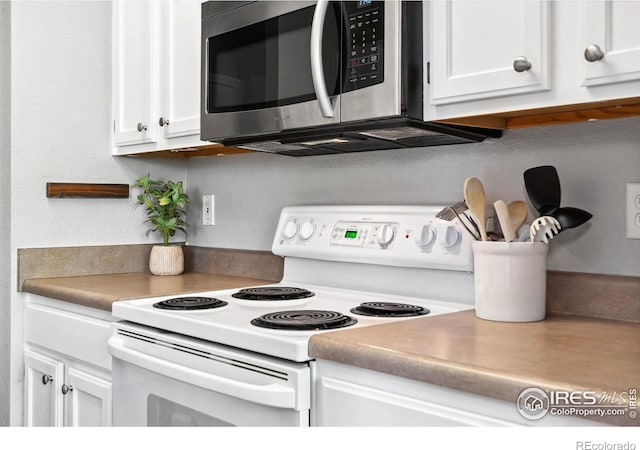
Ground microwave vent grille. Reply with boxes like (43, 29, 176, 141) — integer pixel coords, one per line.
(358, 127, 443, 141)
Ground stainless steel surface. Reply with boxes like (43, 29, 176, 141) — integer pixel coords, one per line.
(200, 1, 499, 155)
(584, 44, 605, 62)
(436, 201, 467, 221)
(158, 117, 169, 127)
(41, 374, 52, 385)
(340, 0, 402, 123)
(310, 0, 334, 118)
(136, 122, 147, 132)
(201, 1, 340, 141)
(61, 384, 73, 395)
(513, 56, 532, 72)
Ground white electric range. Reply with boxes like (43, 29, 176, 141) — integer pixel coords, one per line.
(109, 205, 476, 426)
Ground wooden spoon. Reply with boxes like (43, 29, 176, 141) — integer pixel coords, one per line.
(463, 177, 488, 241)
(494, 200, 516, 242)
(508, 200, 528, 231)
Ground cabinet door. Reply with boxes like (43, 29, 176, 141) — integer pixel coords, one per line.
(160, 0, 202, 139)
(24, 350, 64, 427)
(112, 0, 159, 146)
(316, 376, 515, 426)
(430, 0, 550, 105)
(64, 367, 112, 427)
(582, 1, 640, 86)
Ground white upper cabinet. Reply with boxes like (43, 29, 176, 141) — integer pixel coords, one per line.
(427, 0, 640, 121)
(582, 0, 640, 87)
(430, 0, 550, 105)
(160, 0, 202, 139)
(112, 0, 207, 155)
(112, 0, 158, 147)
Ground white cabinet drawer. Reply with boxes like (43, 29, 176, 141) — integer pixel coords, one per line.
(25, 303, 111, 371)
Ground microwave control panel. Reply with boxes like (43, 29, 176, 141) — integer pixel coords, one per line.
(344, 1, 384, 92)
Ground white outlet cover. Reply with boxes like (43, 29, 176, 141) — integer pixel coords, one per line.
(202, 194, 214, 226)
(626, 183, 640, 239)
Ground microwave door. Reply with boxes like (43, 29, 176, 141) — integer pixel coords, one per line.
(201, 1, 342, 142)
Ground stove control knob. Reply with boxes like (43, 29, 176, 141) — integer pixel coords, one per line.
(416, 224, 437, 250)
(299, 222, 316, 241)
(439, 225, 462, 251)
(377, 224, 395, 247)
(283, 221, 298, 240)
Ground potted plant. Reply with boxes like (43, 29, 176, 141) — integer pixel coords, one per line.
(132, 174, 190, 275)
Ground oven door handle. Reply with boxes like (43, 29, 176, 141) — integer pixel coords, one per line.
(109, 338, 297, 409)
(310, 0, 335, 118)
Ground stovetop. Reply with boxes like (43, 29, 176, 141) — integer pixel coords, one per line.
(112, 205, 476, 362)
(112, 283, 471, 362)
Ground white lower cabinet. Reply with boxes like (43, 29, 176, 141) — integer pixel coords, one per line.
(24, 349, 112, 427)
(312, 360, 599, 426)
(24, 297, 114, 427)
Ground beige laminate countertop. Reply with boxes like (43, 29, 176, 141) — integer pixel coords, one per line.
(309, 310, 640, 426)
(22, 272, 274, 311)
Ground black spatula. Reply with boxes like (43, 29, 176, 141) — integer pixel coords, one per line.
(523, 165, 592, 231)
(523, 165, 561, 215)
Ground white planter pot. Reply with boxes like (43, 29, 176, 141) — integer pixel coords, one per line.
(149, 245, 184, 276)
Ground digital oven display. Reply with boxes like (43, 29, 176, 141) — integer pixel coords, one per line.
(358, 0, 372, 6)
(344, 230, 358, 239)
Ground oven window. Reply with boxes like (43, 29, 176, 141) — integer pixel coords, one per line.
(147, 394, 233, 427)
(206, 5, 341, 113)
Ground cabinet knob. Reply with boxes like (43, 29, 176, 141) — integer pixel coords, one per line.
(42, 374, 53, 385)
(584, 44, 604, 62)
(137, 122, 148, 132)
(159, 117, 170, 127)
(61, 384, 73, 395)
(513, 56, 532, 73)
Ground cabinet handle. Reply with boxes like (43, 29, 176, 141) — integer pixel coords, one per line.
(159, 117, 170, 127)
(584, 44, 604, 62)
(42, 374, 53, 385)
(513, 56, 532, 73)
(61, 384, 73, 395)
(137, 122, 148, 132)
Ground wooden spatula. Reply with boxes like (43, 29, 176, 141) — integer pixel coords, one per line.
(463, 177, 488, 241)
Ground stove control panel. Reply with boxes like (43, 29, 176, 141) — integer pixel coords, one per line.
(273, 206, 474, 272)
(330, 222, 398, 248)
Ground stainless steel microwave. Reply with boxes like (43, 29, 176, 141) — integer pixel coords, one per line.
(201, 1, 500, 156)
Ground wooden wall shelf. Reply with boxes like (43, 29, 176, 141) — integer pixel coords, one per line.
(46, 183, 130, 199)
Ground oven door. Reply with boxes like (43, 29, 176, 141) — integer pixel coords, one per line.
(109, 323, 310, 426)
(201, 1, 343, 141)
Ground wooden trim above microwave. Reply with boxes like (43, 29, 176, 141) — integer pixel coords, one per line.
(437, 97, 640, 130)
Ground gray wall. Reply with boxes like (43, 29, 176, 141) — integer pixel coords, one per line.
(187, 116, 640, 278)
(0, 0, 11, 428)
(8, 1, 186, 424)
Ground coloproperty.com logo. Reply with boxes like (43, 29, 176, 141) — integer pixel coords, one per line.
(516, 387, 638, 421)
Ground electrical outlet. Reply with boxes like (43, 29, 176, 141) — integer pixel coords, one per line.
(626, 183, 640, 239)
(203, 194, 214, 226)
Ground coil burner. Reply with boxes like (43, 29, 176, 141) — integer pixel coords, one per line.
(350, 302, 430, 317)
(152, 297, 228, 311)
(231, 287, 315, 301)
(251, 310, 357, 331)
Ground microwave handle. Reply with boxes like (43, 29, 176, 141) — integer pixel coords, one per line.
(310, 0, 334, 118)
